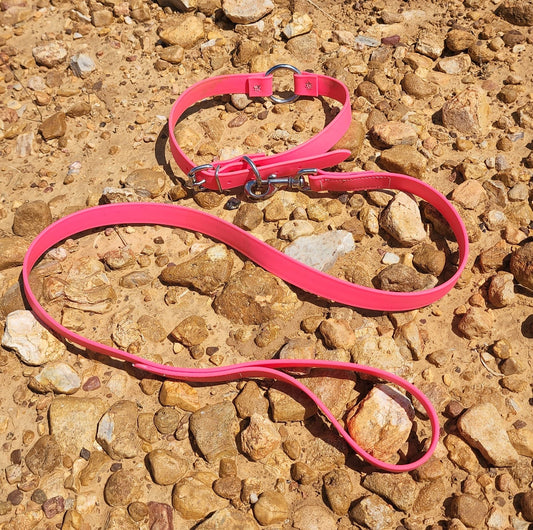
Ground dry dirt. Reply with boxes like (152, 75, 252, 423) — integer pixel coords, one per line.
(0, 0, 532, 529)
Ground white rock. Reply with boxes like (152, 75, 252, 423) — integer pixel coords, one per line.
(32, 42, 68, 68)
(222, 0, 274, 24)
(380, 192, 426, 247)
(282, 13, 313, 39)
(284, 230, 355, 271)
(2, 310, 66, 366)
(34, 362, 81, 394)
(457, 403, 519, 467)
(382, 252, 400, 265)
(240, 413, 281, 460)
(70, 53, 96, 78)
(437, 54, 472, 75)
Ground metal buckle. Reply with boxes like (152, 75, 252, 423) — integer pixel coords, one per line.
(265, 64, 301, 104)
(244, 168, 315, 200)
(187, 164, 212, 190)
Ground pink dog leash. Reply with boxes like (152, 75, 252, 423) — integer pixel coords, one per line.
(20, 67, 470, 471)
(23, 202, 441, 472)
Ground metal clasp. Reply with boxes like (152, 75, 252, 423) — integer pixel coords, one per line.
(244, 168, 315, 200)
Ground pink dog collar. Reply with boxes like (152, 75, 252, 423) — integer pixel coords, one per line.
(168, 64, 352, 191)
(23, 202, 440, 472)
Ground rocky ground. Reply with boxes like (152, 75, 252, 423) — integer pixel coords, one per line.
(0, 0, 533, 528)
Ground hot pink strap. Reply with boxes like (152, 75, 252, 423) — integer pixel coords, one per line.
(168, 70, 352, 188)
(21, 166, 470, 471)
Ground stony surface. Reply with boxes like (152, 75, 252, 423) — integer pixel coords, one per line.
(0, 0, 532, 528)
(380, 192, 427, 247)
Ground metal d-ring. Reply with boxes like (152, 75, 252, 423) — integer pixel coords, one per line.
(242, 155, 262, 188)
(213, 164, 222, 193)
(265, 64, 301, 104)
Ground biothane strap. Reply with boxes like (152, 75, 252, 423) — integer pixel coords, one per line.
(168, 64, 352, 190)
(23, 200, 441, 472)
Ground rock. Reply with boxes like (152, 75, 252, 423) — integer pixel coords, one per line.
(124, 168, 165, 198)
(413, 479, 447, 514)
(451, 180, 486, 209)
(362, 472, 418, 512)
(103, 247, 135, 270)
(97, 401, 140, 460)
(153, 407, 182, 434)
(213, 264, 300, 325)
(510, 242, 533, 290)
(374, 263, 436, 292)
(371, 121, 417, 147)
(517, 102, 533, 129)
(457, 403, 519, 467)
(104, 470, 139, 506)
(158, 0, 197, 11)
(42, 496, 65, 519)
(137, 314, 166, 343)
(2, 310, 65, 365)
(292, 504, 337, 530)
(284, 231, 354, 272)
(415, 33, 444, 58)
(351, 333, 412, 380)
(521, 491, 533, 522)
(170, 316, 209, 347)
(189, 402, 239, 462)
(445, 29, 476, 52)
(105, 508, 138, 530)
(291, 462, 317, 484)
(222, 0, 274, 24)
(196, 506, 260, 529)
(508, 428, 533, 458)
(340, 217, 366, 241)
(478, 240, 508, 273)
(172, 473, 228, 519)
(158, 15, 205, 48)
(233, 203, 262, 231)
(437, 54, 472, 75)
(394, 320, 424, 360)
(212, 476, 242, 499)
(160, 244, 233, 295)
(233, 381, 269, 418)
(267, 382, 317, 421)
(496, 1, 533, 26)
(323, 468, 353, 515)
(319, 318, 356, 349)
(349, 495, 396, 530)
(159, 45, 185, 64)
(378, 145, 427, 178)
(70, 54, 95, 78)
(279, 219, 314, 241)
(147, 502, 173, 530)
(488, 272, 516, 307)
(282, 13, 313, 39)
(16, 132, 34, 156)
(240, 413, 281, 461)
(442, 87, 490, 136)
(413, 243, 446, 276)
(39, 112, 67, 140)
(0, 237, 28, 270)
(449, 494, 488, 528)
(159, 381, 200, 411)
(346, 384, 414, 461)
(444, 434, 480, 473)
(193, 191, 224, 209)
(253, 491, 288, 526)
(332, 119, 366, 160)
(49, 397, 106, 456)
(401, 72, 438, 98)
(32, 42, 67, 68)
(146, 449, 188, 485)
(12, 200, 52, 237)
(30, 362, 81, 394)
(380, 192, 426, 247)
(457, 307, 494, 339)
(25, 435, 62, 476)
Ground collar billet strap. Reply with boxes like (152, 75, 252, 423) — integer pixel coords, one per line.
(168, 64, 352, 191)
(22, 202, 440, 473)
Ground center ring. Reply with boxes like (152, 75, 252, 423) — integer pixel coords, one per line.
(265, 63, 301, 104)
